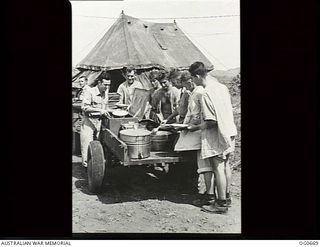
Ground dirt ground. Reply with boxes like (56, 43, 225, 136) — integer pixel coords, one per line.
(72, 72, 241, 234)
(72, 154, 241, 233)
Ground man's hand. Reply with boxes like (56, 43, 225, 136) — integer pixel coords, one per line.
(103, 112, 111, 118)
(161, 119, 168, 124)
(100, 109, 111, 118)
(187, 124, 199, 132)
(100, 109, 107, 115)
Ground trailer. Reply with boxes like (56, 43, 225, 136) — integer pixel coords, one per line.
(86, 115, 191, 193)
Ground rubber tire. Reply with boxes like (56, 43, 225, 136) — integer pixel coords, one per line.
(87, 141, 105, 193)
(102, 147, 111, 184)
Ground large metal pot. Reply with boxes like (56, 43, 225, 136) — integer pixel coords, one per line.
(120, 122, 138, 130)
(119, 129, 151, 159)
(151, 130, 174, 151)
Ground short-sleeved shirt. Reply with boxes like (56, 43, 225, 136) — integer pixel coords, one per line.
(78, 85, 91, 101)
(200, 93, 225, 159)
(81, 86, 108, 131)
(200, 80, 236, 159)
(183, 86, 206, 125)
(117, 80, 142, 105)
(175, 86, 205, 151)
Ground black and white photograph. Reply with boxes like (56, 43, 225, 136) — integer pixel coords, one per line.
(71, 0, 241, 234)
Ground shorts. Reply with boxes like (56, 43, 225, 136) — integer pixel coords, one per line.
(197, 150, 230, 174)
(197, 150, 213, 174)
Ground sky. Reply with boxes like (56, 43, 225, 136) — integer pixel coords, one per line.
(71, 0, 240, 70)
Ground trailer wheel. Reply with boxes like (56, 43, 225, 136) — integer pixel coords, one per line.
(87, 141, 105, 193)
(102, 147, 112, 184)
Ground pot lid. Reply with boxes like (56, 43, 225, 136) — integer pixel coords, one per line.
(120, 129, 151, 136)
(151, 130, 172, 136)
(112, 109, 129, 117)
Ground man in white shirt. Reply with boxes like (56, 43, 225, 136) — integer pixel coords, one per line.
(187, 61, 237, 214)
(77, 76, 91, 101)
(80, 78, 111, 167)
(117, 67, 142, 105)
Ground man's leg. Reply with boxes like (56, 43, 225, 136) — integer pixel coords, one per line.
(198, 174, 215, 194)
(93, 119, 102, 141)
(198, 174, 206, 194)
(211, 157, 227, 200)
(201, 157, 228, 214)
(224, 154, 232, 204)
(203, 172, 213, 195)
(197, 151, 214, 194)
(80, 122, 94, 167)
(194, 151, 215, 206)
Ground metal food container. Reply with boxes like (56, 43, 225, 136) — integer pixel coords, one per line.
(151, 131, 173, 151)
(120, 122, 138, 130)
(119, 129, 151, 159)
(103, 117, 139, 136)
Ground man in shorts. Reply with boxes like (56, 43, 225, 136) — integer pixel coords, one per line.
(187, 62, 237, 214)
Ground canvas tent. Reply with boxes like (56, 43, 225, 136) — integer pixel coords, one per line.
(73, 11, 213, 90)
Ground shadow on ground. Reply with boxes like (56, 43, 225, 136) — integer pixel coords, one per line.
(73, 160, 202, 206)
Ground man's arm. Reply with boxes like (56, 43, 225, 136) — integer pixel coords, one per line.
(151, 90, 161, 113)
(117, 84, 125, 104)
(164, 92, 189, 123)
(201, 93, 217, 121)
(223, 86, 238, 137)
(81, 90, 106, 114)
(188, 93, 217, 131)
(162, 109, 179, 124)
(172, 88, 181, 111)
(187, 119, 217, 131)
